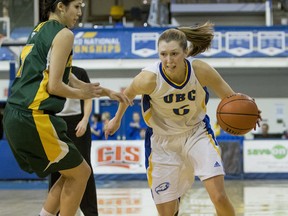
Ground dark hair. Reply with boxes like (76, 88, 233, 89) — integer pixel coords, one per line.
(41, 0, 75, 22)
(92, 113, 102, 122)
(158, 22, 214, 57)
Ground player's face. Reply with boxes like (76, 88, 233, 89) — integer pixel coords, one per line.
(158, 40, 187, 73)
(62, 0, 83, 28)
(133, 113, 140, 122)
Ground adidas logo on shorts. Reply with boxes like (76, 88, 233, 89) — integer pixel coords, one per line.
(214, 161, 221, 167)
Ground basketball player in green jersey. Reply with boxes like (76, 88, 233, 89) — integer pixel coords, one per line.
(3, 1, 131, 216)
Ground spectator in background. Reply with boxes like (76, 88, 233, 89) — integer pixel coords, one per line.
(254, 122, 286, 139)
(102, 111, 118, 140)
(101, 111, 111, 125)
(254, 123, 270, 139)
(91, 113, 103, 140)
(139, 128, 146, 140)
(262, 123, 269, 132)
(127, 112, 145, 140)
(260, 123, 269, 138)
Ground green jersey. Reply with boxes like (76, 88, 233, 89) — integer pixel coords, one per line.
(7, 20, 73, 113)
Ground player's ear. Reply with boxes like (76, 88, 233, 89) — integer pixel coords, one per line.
(184, 48, 188, 57)
(56, 1, 65, 14)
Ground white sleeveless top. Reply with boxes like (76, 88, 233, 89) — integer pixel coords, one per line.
(57, 98, 81, 116)
(141, 57, 209, 135)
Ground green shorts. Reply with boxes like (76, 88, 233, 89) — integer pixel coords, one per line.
(3, 104, 83, 178)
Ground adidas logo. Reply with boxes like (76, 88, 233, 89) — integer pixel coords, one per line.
(214, 161, 221, 167)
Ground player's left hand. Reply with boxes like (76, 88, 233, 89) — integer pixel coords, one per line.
(75, 119, 88, 137)
(104, 117, 121, 139)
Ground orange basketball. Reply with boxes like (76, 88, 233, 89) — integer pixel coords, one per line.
(216, 93, 259, 136)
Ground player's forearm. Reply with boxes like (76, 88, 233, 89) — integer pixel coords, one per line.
(114, 103, 129, 122)
(99, 87, 114, 97)
(47, 81, 84, 99)
(82, 99, 92, 122)
(68, 73, 87, 89)
(115, 88, 136, 122)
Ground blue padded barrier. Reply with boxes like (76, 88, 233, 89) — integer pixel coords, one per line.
(0, 139, 41, 180)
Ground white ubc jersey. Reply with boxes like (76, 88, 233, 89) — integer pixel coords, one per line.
(141, 57, 209, 136)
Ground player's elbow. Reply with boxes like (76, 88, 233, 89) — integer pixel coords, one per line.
(47, 81, 61, 95)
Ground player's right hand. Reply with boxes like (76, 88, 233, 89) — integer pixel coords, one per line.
(81, 82, 103, 99)
(254, 110, 262, 130)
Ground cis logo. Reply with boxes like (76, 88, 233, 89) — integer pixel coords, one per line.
(97, 145, 141, 168)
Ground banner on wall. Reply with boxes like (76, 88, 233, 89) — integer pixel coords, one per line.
(243, 140, 288, 173)
(1, 27, 288, 60)
(71, 26, 288, 59)
(91, 139, 243, 177)
(91, 140, 146, 175)
(73, 28, 160, 59)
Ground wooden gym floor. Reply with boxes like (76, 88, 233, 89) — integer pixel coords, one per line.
(0, 179, 288, 216)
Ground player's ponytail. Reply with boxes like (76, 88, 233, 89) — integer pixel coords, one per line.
(41, 0, 58, 22)
(177, 22, 214, 57)
(158, 21, 214, 57)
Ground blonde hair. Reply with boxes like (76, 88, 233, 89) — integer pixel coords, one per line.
(158, 21, 214, 57)
(101, 112, 111, 121)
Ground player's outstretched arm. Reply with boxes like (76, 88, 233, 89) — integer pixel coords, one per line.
(100, 88, 133, 105)
(69, 73, 132, 103)
(105, 71, 156, 139)
(104, 81, 138, 139)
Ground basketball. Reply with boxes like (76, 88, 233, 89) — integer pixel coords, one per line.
(216, 93, 259, 136)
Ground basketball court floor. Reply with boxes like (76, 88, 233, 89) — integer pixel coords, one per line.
(1, 179, 288, 216)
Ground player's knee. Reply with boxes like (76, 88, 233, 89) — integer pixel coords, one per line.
(210, 191, 229, 206)
(157, 200, 179, 216)
(157, 209, 178, 216)
(60, 160, 91, 181)
(80, 160, 91, 179)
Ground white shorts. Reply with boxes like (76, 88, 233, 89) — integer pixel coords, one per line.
(146, 121, 225, 205)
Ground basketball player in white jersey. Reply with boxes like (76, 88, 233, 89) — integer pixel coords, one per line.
(105, 22, 259, 216)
